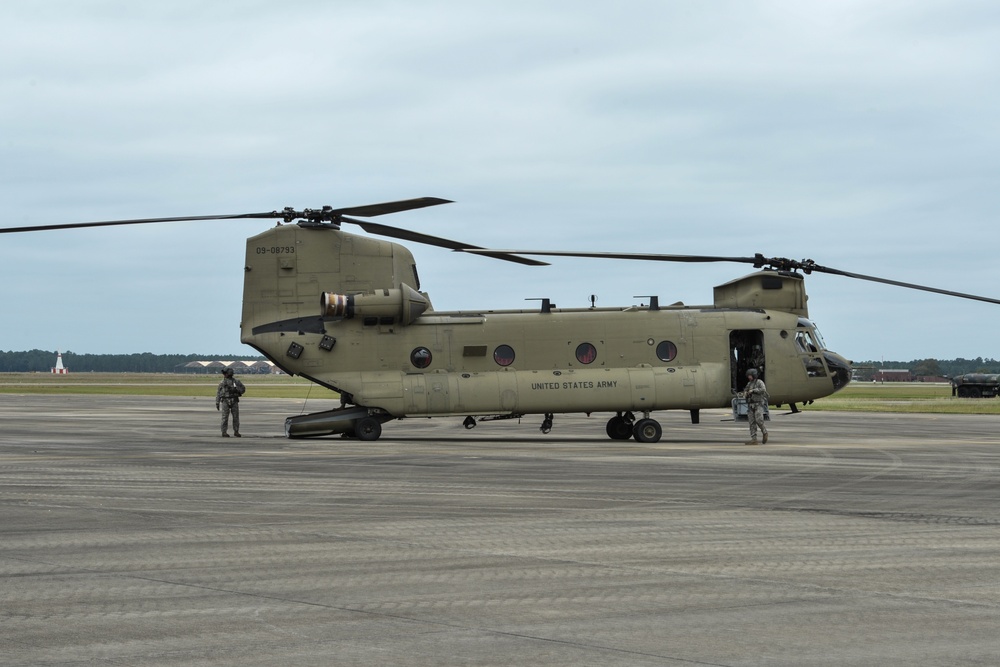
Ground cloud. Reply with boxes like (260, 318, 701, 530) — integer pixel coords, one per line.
(1, 1, 998, 359)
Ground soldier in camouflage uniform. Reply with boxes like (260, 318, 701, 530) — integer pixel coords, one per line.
(215, 368, 245, 437)
(740, 368, 768, 445)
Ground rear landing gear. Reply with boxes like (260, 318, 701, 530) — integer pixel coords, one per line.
(606, 412, 634, 440)
(352, 416, 382, 441)
(632, 418, 662, 443)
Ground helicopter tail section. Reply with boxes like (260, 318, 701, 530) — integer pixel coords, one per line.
(240, 224, 424, 358)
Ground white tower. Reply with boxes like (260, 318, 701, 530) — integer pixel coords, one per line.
(52, 351, 69, 374)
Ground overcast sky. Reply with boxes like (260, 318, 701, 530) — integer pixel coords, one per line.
(3, 1, 999, 362)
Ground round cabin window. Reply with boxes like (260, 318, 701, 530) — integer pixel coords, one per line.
(410, 347, 432, 369)
(656, 341, 677, 362)
(494, 345, 515, 367)
(575, 342, 597, 365)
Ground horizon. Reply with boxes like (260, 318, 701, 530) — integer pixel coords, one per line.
(4, 349, 999, 366)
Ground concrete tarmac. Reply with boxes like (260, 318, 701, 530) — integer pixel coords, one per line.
(2, 394, 999, 666)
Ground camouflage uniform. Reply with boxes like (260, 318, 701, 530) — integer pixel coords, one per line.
(216, 370, 245, 437)
(742, 372, 768, 445)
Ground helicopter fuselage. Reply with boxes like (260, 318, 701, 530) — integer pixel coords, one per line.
(240, 223, 851, 440)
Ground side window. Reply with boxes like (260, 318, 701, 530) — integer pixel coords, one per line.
(494, 345, 515, 367)
(410, 347, 432, 369)
(656, 341, 677, 362)
(575, 343, 597, 365)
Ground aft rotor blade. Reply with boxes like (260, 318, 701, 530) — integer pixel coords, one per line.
(343, 218, 549, 266)
(0, 197, 454, 235)
(332, 197, 453, 217)
(0, 212, 278, 234)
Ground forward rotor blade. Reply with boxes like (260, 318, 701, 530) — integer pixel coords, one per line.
(807, 264, 1000, 306)
(462, 249, 1000, 305)
(344, 218, 549, 266)
(460, 249, 755, 264)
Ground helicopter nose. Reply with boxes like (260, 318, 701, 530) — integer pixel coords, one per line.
(824, 351, 852, 391)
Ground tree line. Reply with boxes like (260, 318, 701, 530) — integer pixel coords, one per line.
(851, 358, 1000, 380)
(0, 350, 265, 373)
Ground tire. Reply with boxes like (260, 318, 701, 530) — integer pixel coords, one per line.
(353, 416, 382, 441)
(632, 418, 662, 444)
(606, 415, 633, 440)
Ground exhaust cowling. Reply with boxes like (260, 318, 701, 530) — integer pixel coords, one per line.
(321, 282, 429, 325)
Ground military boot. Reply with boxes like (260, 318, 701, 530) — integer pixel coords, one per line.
(222, 432, 230, 437)
(744, 438, 759, 446)
(762, 432, 769, 444)
(234, 432, 241, 438)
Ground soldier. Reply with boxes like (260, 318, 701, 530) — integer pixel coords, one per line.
(215, 368, 246, 437)
(740, 368, 768, 445)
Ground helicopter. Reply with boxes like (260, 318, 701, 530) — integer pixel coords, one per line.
(4, 197, 999, 442)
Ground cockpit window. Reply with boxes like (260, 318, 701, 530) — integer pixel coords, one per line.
(795, 318, 829, 377)
(795, 331, 819, 353)
(812, 327, 827, 350)
(795, 318, 826, 352)
(803, 356, 828, 377)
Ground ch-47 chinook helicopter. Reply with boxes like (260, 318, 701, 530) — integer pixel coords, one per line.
(5, 197, 1000, 442)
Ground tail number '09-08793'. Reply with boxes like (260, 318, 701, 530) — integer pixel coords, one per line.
(256, 246, 296, 254)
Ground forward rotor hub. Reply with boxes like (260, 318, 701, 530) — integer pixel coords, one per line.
(753, 254, 819, 274)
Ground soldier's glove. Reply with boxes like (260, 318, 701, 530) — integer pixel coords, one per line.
(216, 403, 220, 411)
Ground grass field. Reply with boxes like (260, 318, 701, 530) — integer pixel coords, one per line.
(813, 382, 1000, 415)
(0, 372, 338, 400)
(2, 373, 997, 415)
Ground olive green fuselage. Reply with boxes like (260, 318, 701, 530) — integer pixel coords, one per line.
(241, 224, 850, 419)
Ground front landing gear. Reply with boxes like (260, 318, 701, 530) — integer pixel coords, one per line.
(540, 413, 554, 434)
(605, 411, 662, 443)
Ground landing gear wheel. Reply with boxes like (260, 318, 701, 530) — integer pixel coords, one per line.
(632, 418, 662, 444)
(353, 416, 382, 442)
(606, 415, 633, 440)
(463, 416, 477, 430)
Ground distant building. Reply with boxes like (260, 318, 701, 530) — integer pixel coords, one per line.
(173, 360, 283, 374)
(873, 369, 912, 382)
(51, 351, 69, 374)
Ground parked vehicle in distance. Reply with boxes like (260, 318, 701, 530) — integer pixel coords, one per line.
(951, 373, 1000, 398)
